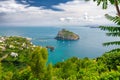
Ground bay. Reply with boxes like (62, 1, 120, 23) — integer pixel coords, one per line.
(0, 26, 119, 64)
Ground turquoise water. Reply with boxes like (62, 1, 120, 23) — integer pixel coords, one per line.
(0, 26, 119, 64)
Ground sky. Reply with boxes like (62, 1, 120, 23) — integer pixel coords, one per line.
(0, 0, 117, 27)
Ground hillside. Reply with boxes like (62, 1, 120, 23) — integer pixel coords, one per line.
(0, 36, 120, 80)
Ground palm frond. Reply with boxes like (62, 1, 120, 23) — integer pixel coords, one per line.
(109, 0, 114, 4)
(93, 0, 108, 9)
(94, 0, 120, 52)
(103, 41, 120, 46)
(105, 14, 120, 25)
(106, 48, 120, 53)
(106, 32, 120, 37)
(99, 26, 120, 32)
(93, 0, 116, 9)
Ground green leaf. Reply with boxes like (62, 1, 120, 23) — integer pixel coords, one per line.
(102, 0, 107, 9)
(106, 32, 120, 37)
(103, 41, 120, 46)
(97, 0, 102, 6)
(109, 0, 115, 4)
(107, 48, 120, 53)
(105, 14, 120, 25)
(99, 26, 120, 32)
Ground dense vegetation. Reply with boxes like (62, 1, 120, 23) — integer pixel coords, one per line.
(0, 36, 50, 80)
(0, 36, 120, 80)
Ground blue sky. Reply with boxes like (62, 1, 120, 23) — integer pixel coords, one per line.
(15, 0, 73, 11)
(0, 0, 116, 26)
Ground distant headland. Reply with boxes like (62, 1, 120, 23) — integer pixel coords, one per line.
(55, 29, 79, 40)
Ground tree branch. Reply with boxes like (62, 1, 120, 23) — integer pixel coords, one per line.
(114, 0, 120, 17)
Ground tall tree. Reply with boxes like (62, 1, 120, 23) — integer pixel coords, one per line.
(29, 46, 48, 79)
(93, 0, 120, 52)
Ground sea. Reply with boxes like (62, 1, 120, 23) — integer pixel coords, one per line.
(0, 26, 119, 64)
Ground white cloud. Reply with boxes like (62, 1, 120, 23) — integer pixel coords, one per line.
(0, 0, 43, 13)
(0, 0, 117, 27)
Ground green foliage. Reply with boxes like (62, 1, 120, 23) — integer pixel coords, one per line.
(53, 56, 120, 80)
(0, 36, 48, 80)
(54, 57, 100, 80)
(45, 63, 53, 80)
(2, 71, 13, 80)
(104, 14, 120, 25)
(93, 0, 120, 9)
(98, 15, 120, 52)
(100, 71, 120, 80)
(94, 0, 120, 52)
(0, 36, 120, 80)
(0, 36, 33, 63)
(17, 66, 33, 80)
(29, 46, 48, 80)
(98, 51, 120, 70)
(93, 0, 108, 9)
(0, 62, 2, 80)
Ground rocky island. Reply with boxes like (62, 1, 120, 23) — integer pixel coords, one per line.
(55, 29, 79, 40)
